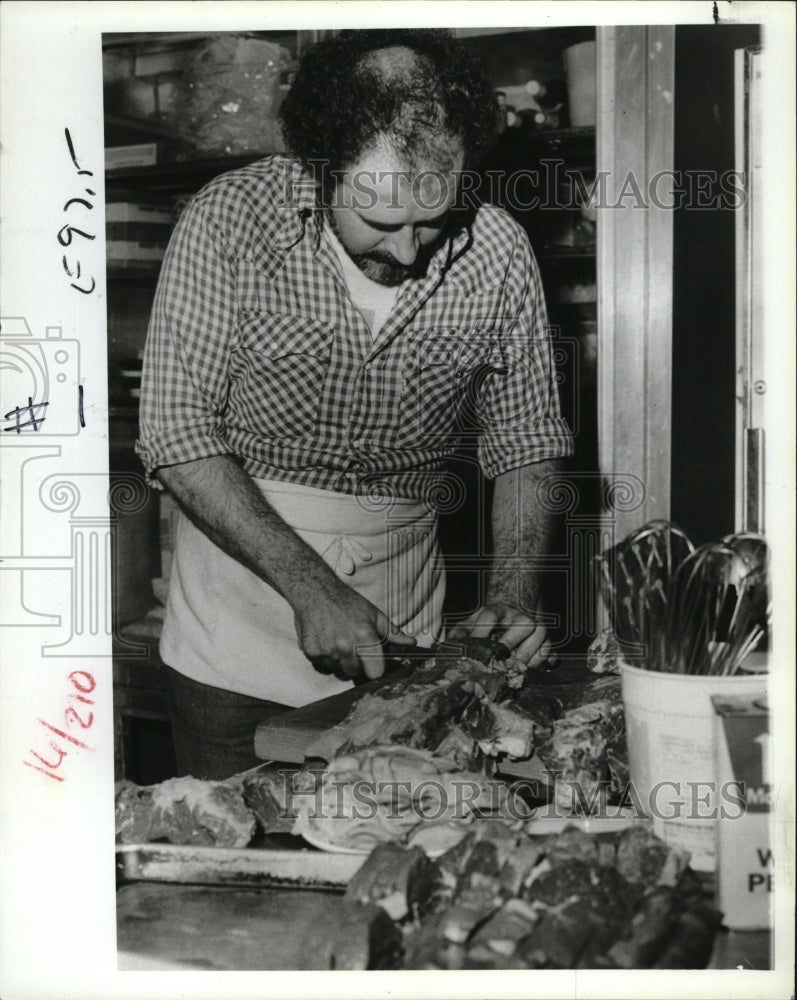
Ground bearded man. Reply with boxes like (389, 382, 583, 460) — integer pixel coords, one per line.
(137, 29, 573, 778)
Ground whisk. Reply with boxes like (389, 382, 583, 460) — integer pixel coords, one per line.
(594, 520, 693, 652)
(594, 523, 769, 676)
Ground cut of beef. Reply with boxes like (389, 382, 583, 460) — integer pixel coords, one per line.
(532, 676, 627, 811)
(402, 823, 722, 970)
(115, 776, 256, 847)
(242, 767, 296, 835)
(305, 656, 538, 765)
(344, 843, 442, 921)
(302, 899, 404, 970)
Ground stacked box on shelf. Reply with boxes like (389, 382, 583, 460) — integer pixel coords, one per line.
(106, 200, 172, 265)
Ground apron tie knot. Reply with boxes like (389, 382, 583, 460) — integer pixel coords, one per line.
(329, 534, 373, 576)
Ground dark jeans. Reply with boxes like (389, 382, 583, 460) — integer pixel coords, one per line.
(162, 666, 289, 780)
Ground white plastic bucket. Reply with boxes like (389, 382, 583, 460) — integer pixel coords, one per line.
(620, 664, 767, 872)
(564, 41, 596, 127)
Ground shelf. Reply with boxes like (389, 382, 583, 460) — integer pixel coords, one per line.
(526, 126, 595, 144)
(110, 404, 140, 421)
(108, 266, 162, 282)
(102, 30, 299, 51)
(105, 112, 184, 143)
(500, 126, 596, 161)
(106, 152, 271, 193)
(541, 244, 596, 259)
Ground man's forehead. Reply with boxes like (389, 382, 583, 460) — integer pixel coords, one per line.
(342, 168, 458, 220)
(339, 144, 464, 218)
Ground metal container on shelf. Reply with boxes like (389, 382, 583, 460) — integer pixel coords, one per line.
(564, 41, 596, 127)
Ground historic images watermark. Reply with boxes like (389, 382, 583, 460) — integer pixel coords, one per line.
(286, 163, 748, 214)
(274, 769, 762, 824)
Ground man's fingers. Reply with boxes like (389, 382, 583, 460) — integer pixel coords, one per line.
(460, 606, 500, 640)
(386, 629, 417, 646)
(307, 654, 336, 675)
(359, 642, 384, 680)
(530, 640, 553, 667)
(373, 611, 417, 646)
(518, 634, 552, 666)
(500, 618, 544, 650)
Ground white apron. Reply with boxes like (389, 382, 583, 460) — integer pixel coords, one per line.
(160, 479, 445, 707)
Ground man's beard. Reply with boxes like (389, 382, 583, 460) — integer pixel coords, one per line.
(349, 249, 432, 287)
(326, 211, 437, 287)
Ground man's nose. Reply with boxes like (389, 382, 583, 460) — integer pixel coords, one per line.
(385, 227, 419, 266)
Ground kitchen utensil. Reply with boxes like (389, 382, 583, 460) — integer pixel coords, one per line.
(594, 522, 767, 676)
(375, 633, 510, 677)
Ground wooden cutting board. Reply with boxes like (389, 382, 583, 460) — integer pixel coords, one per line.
(253, 664, 416, 764)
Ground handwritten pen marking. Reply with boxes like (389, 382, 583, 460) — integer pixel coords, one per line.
(62, 128, 96, 294)
(3, 397, 48, 432)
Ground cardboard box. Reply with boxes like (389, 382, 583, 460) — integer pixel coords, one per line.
(712, 693, 772, 930)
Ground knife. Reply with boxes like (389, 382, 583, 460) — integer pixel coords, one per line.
(369, 633, 511, 677)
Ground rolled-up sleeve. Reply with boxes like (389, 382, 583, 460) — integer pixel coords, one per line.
(136, 198, 238, 486)
(477, 235, 574, 478)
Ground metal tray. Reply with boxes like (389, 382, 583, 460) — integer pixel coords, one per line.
(116, 842, 364, 890)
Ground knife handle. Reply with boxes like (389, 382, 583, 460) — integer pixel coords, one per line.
(379, 641, 436, 666)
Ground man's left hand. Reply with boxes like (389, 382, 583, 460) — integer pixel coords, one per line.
(448, 601, 553, 667)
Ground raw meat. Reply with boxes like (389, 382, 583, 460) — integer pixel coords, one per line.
(305, 656, 539, 765)
(302, 900, 404, 970)
(242, 767, 296, 835)
(115, 777, 256, 847)
(292, 745, 526, 852)
(401, 823, 721, 970)
(344, 843, 442, 920)
(531, 676, 627, 812)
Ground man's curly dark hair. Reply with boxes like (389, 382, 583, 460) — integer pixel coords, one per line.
(279, 29, 499, 186)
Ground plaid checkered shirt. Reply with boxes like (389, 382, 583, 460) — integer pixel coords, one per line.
(137, 156, 573, 502)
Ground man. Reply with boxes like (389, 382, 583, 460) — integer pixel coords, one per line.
(137, 29, 573, 779)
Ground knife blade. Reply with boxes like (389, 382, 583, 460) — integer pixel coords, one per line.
(376, 633, 511, 674)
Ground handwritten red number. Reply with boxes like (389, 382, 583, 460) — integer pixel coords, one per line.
(65, 705, 94, 730)
(69, 670, 96, 694)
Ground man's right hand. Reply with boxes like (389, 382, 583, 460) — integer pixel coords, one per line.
(292, 576, 416, 681)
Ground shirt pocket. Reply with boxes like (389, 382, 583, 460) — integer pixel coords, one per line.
(397, 328, 505, 445)
(232, 310, 334, 439)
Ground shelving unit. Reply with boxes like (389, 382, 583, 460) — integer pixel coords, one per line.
(106, 150, 269, 192)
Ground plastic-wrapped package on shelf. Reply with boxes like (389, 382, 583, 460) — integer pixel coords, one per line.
(164, 34, 292, 157)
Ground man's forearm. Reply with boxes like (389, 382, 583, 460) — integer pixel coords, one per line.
(487, 459, 560, 614)
(157, 455, 338, 612)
